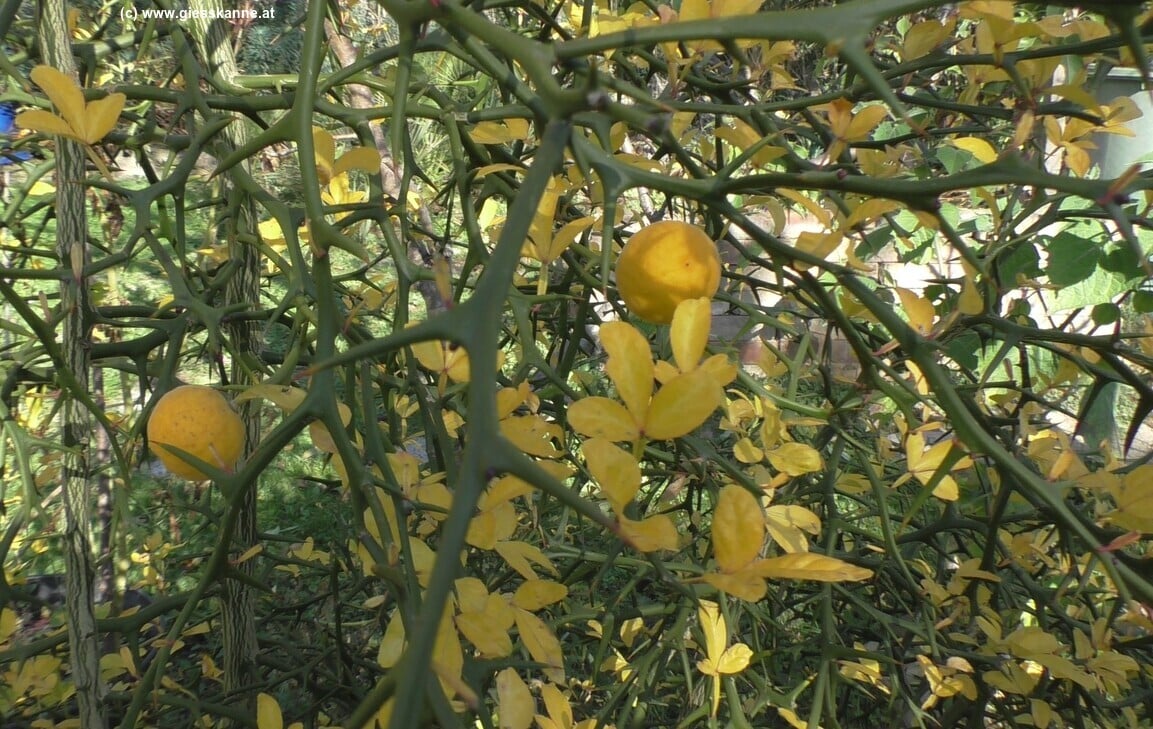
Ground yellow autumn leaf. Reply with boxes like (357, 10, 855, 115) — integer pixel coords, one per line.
(257, 693, 284, 729)
(496, 668, 535, 729)
(793, 230, 844, 271)
(1107, 465, 1153, 533)
(514, 608, 565, 683)
(512, 580, 568, 611)
(701, 570, 768, 602)
(455, 613, 512, 657)
(601, 321, 655, 422)
(583, 437, 641, 513)
(765, 505, 822, 553)
(902, 16, 956, 60)
(501, 415, 565, 458)
(536, 683, 574, 729)
(469, 118, 531, 145)
(645, 368, 722, 440)
(411, 339, 473, 383)
(896, 287, 936, 336)
(746, 553, 873, 582)
(568, 397, 641, 442)
(696, 600, 752, 717)
(715, 120, 788, 168)
(670, 297, 711, 373)
(466, 500, 518, 549)
(952, 136, 998, 164)
(235, 383, 307, 412)
(959, 259, 984, 315)
(733, 437, 763, 464)
(541, 215, 597, 265)
(844, 198, 902, 230)
(766, 442, 823, 477)
(18, 65, 125, 145)
(905, 432, 972, 502)
(712, 485, 765, 572)
(618, 514, 679, 552)
(495, 540, 560, 580)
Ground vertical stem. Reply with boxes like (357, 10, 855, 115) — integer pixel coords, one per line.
(38, 1, 106, 725)
(187, 2, 262, 720)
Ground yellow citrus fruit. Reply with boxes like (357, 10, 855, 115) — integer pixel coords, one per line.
(146, 385, 245, 480)
(616, 220, 722, 324)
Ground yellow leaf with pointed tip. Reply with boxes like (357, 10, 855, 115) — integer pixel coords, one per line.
(544, 216, 597, 264)
(767, 442, 823, 477)
(906, 433, 971, 502)
(512, 580, 569, 611)
(902, 17, 956, 60)
(654, 359, 680, 385)
(696, 600, 727, 672)
(734, 437, 763, 464)
(23, 66, 122, 144)
(646, 368, 722, 440)
(496, 669, 535, 729)
(959, 260, 984, 315)
(671, 297, 711, 372)
(456, 611, 514, 658)
(845, 198, 901, 229)
(312, 127, 337, 181)
(1110, 465, 1153, 532)
(601, 322, 654, 422)
(713, 485, 765, 572)
(235, 383, 307, 412)
(715, 120, 787, 167)
(568, 396, 640, 442)
(335, 146, 382, 176)
(765, 505, 821, 553)
(466, 501, 517, 549)
(495, 540, 560, 580)
(412, 340, 472, 383)
(501, 415, 565, 458)
(701, 570, 768, 601)
(844, 104, 889, 141)
(33, 66, 85, 125)
(746, 553, 873, 582)
(700, 354, 738, 388)
(455, 576, 490, 608)
(618, 514, 679, 552)
(85, 93, 126, 143)
(952, 136, 998, 164)
(896, 287, 935, 336)
(537, 683, 573, 729)
(716, 643, 753, 674)
(377, 612, 407, 668)
(793, 230, 843, 271)
(514, 608, 565, 683)
(584, 437, 641, 512)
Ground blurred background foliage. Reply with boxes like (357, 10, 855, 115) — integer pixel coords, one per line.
(4, 0, 1153, 728)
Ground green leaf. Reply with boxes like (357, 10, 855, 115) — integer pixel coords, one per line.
(1045, 232, 1100, 286)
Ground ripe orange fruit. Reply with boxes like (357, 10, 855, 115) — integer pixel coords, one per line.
(146, 385, 245, 480)
(616, 220, 722, 324)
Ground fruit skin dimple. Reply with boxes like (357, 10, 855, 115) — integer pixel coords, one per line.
(146, 385, 245, 481)
(615, 220, 722, 324)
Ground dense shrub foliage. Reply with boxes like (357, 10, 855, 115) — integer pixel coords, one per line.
(4, 0, 1153, 727)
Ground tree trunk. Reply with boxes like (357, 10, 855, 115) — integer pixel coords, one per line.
(187, 3, 262, 721)
(39, 1, 106, 726)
